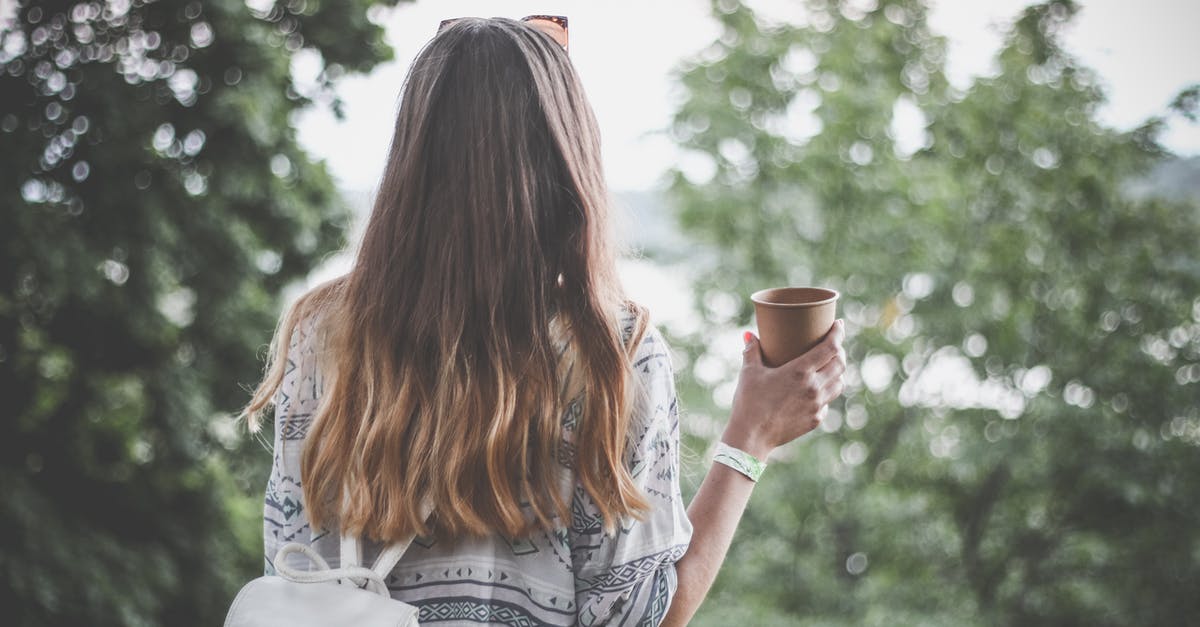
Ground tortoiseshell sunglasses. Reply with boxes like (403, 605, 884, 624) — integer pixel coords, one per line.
(437, 14, 569, 52)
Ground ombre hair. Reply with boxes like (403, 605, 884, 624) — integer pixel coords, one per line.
(240, 18, 651, 543)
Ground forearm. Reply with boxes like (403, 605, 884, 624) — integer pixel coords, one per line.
(661, 447, 758, 626)
(661, 325, 844, 625)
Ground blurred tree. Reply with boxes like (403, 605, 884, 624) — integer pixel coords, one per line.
(0, 0, 407, 623)
(666, 0, 1200, 625)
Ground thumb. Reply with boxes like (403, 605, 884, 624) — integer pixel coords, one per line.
(742, 331, 763, 367)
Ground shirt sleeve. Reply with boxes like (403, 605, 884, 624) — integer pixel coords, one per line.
(570, 324, 694, 626)
(262, 315, 325, 575)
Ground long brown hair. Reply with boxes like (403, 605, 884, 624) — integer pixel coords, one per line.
(241, 18, 651, 542)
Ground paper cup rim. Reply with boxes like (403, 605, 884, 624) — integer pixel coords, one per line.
(750, 287, 840, 308)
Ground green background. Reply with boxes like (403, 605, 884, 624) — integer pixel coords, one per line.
(1, 0, 1196, 624)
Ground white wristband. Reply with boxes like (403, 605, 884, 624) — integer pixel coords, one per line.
(713, 441, 767, 482)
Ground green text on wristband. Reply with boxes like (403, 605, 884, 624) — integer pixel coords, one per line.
(713, 441, 767, 482)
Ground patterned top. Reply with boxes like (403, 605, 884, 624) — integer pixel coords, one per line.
(262, 306, 693, 626)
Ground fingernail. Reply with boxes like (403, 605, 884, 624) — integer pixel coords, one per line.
(743, 331, 753, 346)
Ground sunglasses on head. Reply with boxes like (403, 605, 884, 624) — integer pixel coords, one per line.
(437, 14, 569, 52)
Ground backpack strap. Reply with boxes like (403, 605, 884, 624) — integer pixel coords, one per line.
(273, 542, 391, 597)
(340, 533, 362, 568)
(338, 498, 434, 585)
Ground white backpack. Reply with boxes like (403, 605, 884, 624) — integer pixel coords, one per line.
(225, 523, 424, 626)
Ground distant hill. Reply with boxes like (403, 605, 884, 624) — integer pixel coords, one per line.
(610, 189, 691, 261)
(1126, 155, 1200, 203)
(334, 154, 1198, 270)
(336, 186, 691, 262)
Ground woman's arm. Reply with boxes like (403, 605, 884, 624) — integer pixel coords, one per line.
(660, 459, 755, 626)
(662, 321, 846, 626)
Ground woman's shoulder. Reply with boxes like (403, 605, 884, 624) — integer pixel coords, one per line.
(614, 300, 671, 359)
(613, 301, 676, 405)
(615, 299, 663, 355)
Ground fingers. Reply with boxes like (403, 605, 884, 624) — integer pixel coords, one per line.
(816, 343, 847, 378)
(817, 369, 845, 405)
(790, 319, 845, 372)
(742, 331, 763, 368)
(801, 405, 829, 434)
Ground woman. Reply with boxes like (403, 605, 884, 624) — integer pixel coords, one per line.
(241, 16, 845, 626)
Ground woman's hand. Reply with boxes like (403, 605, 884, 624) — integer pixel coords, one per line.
(722, 319, 847, 460)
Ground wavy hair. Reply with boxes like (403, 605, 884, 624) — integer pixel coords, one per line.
(240, 18, 650, 542)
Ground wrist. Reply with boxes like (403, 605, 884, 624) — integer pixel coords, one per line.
(713, 441, 768, 482)
(719, 425, 773, 462)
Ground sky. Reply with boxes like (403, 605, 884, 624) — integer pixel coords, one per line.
(291, 0, 1200, 194)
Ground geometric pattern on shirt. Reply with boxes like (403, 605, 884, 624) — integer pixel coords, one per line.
(278, 412, 314, 441)
(637, 565, 673, 627)
(416, 597, 542, 626)
(574, 543, 689, 594)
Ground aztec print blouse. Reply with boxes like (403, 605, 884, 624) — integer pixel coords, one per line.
(262, 305, 694, 626)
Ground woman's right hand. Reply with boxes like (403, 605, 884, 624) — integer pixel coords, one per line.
(721, 320, 847, 460)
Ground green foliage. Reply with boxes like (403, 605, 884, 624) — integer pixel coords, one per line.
(666, 1, 1200, 624)
(0, 0, 406, 623)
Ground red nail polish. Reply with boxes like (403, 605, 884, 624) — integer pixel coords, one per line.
(743, 331, 753, 344)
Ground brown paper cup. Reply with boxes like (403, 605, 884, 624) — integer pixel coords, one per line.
(751, 287, 839, 367)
